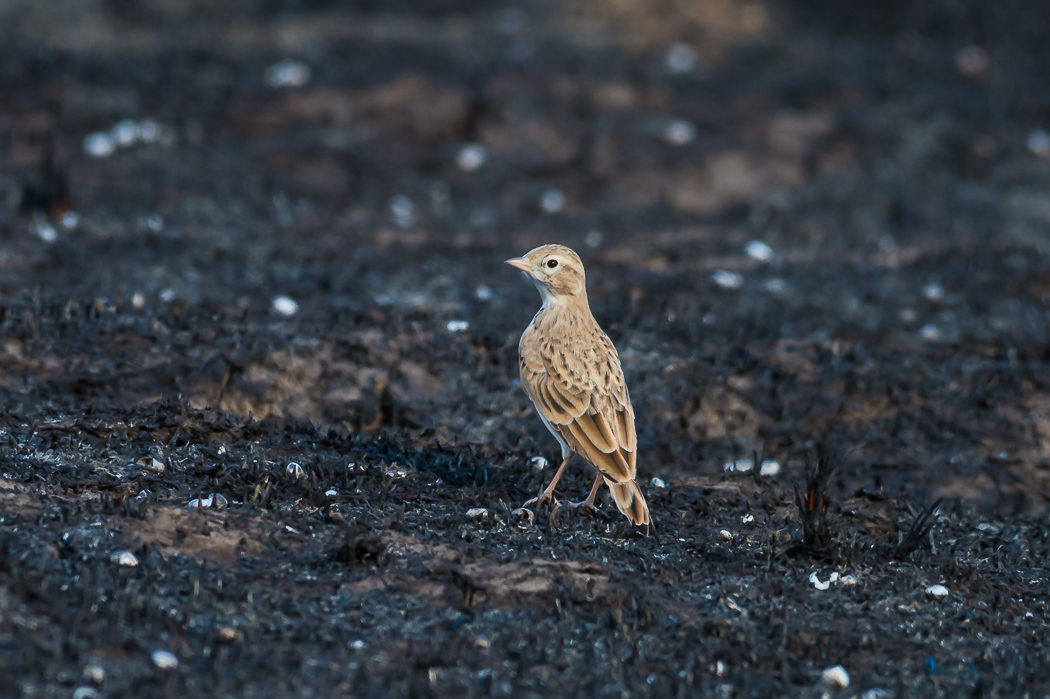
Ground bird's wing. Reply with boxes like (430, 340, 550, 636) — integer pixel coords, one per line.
(520, 333, 636, 483)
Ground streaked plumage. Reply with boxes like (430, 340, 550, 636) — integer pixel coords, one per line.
(506, 244, 650, 528)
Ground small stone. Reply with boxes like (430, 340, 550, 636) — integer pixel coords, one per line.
(920, 324, 941, 341)
(265, 59, 311, 88)
(712, 270, 744, 289)
(210, 493, 228, 509)
(665, 43, 697, 73)
(763, 278, 786, 294)
(84, 132, 116, 158)
(650, 477, 668, 489)
(745, 240, 775, 262)
(466, 508, 489, 518)
(111, 119, 139, 147)
(529, 456, 548, 471)
(955, 45, 989, 77)
(151, 649, 179, 670)
(664, 119, 696, 145)
(385, 467, 408, 479)
(350, 639, 367, 650)
(110, 551, 139, 567)
(272, 296, 299, 316)
(286, 462, 306, 479)
(475, 285, 493, 301)
(215, 626, 240, 643)
(540, 189, 565, 214)
(922, 283, 944, 302)
(457, 143, 487, 171)
(821, 665, 850, 689)
(809, 571, 830, 591)
(925, 584, 949, 598)
(83, 663, 105, 684)
(36, 221, 58, 243)
(136, 119, 161, 143)
(73, 687, 99, 699)
(447, 320, 470, 332)
(474, 636, 491, 648)
(840, 574, 858, 586)
(60, 211, 80, 230)
(759, 460, 781, 476)
(389, 195, 415, 227)
(325, 488, 338, 497)
(719, 530, 733, 541)
(1027, 130, 1050, 158)
(148, 457, 165, 473)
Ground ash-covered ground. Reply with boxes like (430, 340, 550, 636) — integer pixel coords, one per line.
(1, 0, 1050, 697)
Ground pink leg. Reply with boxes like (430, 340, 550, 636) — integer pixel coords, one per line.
(518, 455, 571, 509)
(569, 471, 602, 510)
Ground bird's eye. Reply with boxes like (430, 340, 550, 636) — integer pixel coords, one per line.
(546, 259, 559, 269)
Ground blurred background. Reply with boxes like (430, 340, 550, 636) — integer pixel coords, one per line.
(3, 2, 1050, 696)
(3, 0, 1050, 505)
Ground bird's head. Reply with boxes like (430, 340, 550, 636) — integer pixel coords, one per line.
(506, 244, 587, 302)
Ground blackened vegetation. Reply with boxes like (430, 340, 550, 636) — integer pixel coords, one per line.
(2, 0, 1050, 697)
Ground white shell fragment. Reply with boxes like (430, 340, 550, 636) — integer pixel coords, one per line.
(745, 240, 775, 262)
(325, 488, 338, 497)
(664, 119, 697, 145)
(151, 649, 179, 670)
(809, 571, 831, 591)
(286, 462, 306, 479)
(148, 457, 165, 473)
(712, 270, 744, 289)
(83, 663, 105, 683)
(385, 467, 408, 479)
(650, 477, 668, 489)
(110, 551, 139, 567)
(447, 320, 470, 332)
(265, 59, 311, 88)
(741, 513, 754, 524)
(529, 456, 548, 471)
(540, 189, 565, 214)
(925, 584, 949, 598)
(821, 665, 850, 689)
(719, 530, 733, 541)
(759, 460, 781, 476)
(665, 43, 697, 73)
(1027, 130, 1050, 157)
(272, 296, 299, 316)
(723, 458, 753, 473)
(457, 143, 488, 171)
(466, 508, 489, 518)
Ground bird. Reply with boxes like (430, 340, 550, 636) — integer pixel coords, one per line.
(505, 244, 650, 529)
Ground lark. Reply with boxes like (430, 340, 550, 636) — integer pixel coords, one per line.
(506, 244, 650, 528)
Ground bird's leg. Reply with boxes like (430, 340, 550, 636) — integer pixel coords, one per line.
(518, 455, 571, 509)
(569, 471, 602, 511)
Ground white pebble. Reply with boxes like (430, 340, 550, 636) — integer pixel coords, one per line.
(84, 132, 116, 158)
(529, 456, 548, 471)
(922, 283, 944, 302)
(136, 119, 161, 143)
(265, 59, 311, 88)
(142, 214, 164, 232)
(763, 278, 786, 294)
(60, 211, 80, 230)
(664, 119, 696, 145)
(665, 43, 697, 73)
(840, 574, 858, 586)
(350, 639, 367, 650)
(389, 195, 415, 227)
(715, 660, 725, 676)
(111, 119, 139, 147)
(920, 324, 941, 341)
(723, 458, 753, 473)
(1027, 130, 1050, 158)
(474, 635, 491, 648)
(187, 495, 212, 509)
(83, 663, 105, 683)
(475, 285, 493, 301)
(151, 649, 179, 670)
(650, 477, 668, 489)
(447, 320, 470, 332)
(272, 296, 299, 316)
(821, 665, 850, 689)
(712, 270, 744, 289)
(719, 529, 733, 541)
(540, 189, 565, 213)
(110, 551, 139, 567)
(73, 687, 99, 699)
(759, 460, 781, 476)
(36, 221, 58, 243)
(132, 293, 146, 309)
(286, 462, 306, 479)
(457, 143, 488, 171)
(925, 584, 949, 597)
(809, 572, 831, 591)
(325, 488, 338, 497)
(466, 508, 489, 518)
(745, 240, 775, 262)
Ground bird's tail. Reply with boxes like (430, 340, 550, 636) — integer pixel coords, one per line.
(605, 477, 651, 529)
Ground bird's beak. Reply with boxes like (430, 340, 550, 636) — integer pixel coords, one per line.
(505, 257, 532, 273)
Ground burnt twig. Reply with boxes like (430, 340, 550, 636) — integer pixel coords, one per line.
(893, 497, 942, 561)
(790, 450, 838, 555)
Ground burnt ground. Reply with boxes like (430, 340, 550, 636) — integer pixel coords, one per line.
(2, 0, 1050, 696)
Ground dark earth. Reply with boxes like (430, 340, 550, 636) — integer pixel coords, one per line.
(2, 0, 1050, 696)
